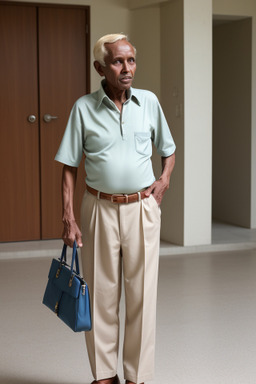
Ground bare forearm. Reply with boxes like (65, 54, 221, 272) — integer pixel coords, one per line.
(145, 152, 175, 205)
(61, 165, 83, 247)
(159, 153, 176, 188)
(62, 165, 77, 222)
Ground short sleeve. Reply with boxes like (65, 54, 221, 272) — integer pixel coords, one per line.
(151, 96, 176, 157)
(54, 102, 84, 167)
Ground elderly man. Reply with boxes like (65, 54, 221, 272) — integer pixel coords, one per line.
(55, 34, 176, 384)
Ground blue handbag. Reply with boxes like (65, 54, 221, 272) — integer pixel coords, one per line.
(42, 241, 91, 332)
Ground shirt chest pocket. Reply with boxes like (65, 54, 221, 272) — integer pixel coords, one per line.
(134, 132, 152, 156)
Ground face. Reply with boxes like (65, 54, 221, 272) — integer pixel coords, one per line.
(94, 40, 136, 92)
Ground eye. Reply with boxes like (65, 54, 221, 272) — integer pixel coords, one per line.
(113, 59, 122, 64)
(128, 58, 135, 63)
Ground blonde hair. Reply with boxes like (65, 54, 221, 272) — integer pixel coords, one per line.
(93, 33, 136, 66)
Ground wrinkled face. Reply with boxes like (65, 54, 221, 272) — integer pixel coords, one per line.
(95, 39, 136, 92)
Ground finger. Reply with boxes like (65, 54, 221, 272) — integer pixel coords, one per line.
(150, 190, 160, 205)
(76, 234, 83, 248)
(63, 238, 72, 247)
(144, 183, 155, 197)
(67, 239, 75, 248)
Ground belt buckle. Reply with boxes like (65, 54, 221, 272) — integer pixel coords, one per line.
(111, 193, 129, 203)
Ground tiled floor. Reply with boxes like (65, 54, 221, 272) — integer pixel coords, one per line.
(1, 221, 256, 383)
(0, 245, 256, 383)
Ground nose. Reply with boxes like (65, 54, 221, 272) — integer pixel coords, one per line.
(121, 60, 129, 73)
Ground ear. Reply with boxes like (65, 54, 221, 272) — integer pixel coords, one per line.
(94, 61, 105, 77)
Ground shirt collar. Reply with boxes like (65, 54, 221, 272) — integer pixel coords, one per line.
(96, 79, 141, 109)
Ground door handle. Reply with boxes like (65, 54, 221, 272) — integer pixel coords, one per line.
(27, 115, 37, 123)
(43, 114, 58, 123)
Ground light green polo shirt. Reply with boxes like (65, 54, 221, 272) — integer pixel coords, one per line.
(55, 81, 176, 194)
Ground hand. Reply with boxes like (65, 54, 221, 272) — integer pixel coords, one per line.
(62, 219, 83, 248)
(144, 177, 170, 206)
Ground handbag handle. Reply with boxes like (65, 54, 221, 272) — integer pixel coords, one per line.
(60, 241, 80, 275)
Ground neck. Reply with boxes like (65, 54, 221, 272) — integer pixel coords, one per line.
(104, 83, 128, 111)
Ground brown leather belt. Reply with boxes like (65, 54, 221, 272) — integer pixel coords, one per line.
(87, 185, 147, 204)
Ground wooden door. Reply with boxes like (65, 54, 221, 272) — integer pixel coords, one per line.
(0, 3, 89, 242)
(0, 5, 40, 242)
(38, 6, 88, 239)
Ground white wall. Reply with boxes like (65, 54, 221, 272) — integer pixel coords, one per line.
(213, 0, 256, 228)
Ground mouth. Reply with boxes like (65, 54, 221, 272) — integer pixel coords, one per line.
(119, 76, 133, 82)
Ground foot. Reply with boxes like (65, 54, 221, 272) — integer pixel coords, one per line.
(91, 375, 120, 384)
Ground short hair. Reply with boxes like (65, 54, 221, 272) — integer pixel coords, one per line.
(93, 33, 136, 66)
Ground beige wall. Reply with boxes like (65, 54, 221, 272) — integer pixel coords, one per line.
(159, 0, 212, 246)
(213, 0, 256, 15)
(133, 0, 212, 246)
(213, 18, 252, 227)
(129, 0, 169, 9)
(160, 0, 184, 244)
(90, 0, 131, 91)
(183, 0, 212, 245)
(213, 0, 256, 228)
(130, 5, 161, 97)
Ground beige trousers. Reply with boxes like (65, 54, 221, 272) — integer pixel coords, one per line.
(80, 190, 161, 384)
